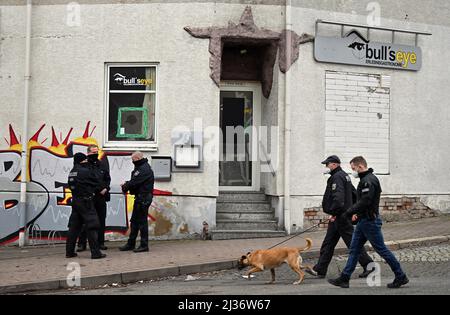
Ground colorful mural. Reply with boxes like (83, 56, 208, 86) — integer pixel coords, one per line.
(0, 122, 172, 245)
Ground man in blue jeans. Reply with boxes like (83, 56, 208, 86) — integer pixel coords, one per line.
(328, 156, 409, 289)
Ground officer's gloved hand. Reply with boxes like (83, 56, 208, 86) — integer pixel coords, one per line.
(344, 210, 359, 225)
(343, 210, 353, 218)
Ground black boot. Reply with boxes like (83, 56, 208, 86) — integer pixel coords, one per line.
(122, 222, 139, 252)
(133, 246, 149, 253)
(328, 275, 350, 288)
(359, 267, 376, 278)
(91, 253, 107, 260)
(387, 275, 409, 289)
(66, 253, 78, 258)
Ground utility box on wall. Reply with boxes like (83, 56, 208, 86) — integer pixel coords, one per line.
(151, 156, 172, 181)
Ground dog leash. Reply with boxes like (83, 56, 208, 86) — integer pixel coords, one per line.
(267, 218, 331, 250)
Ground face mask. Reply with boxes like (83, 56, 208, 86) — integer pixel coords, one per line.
(352, 171, 359, 179)
(323, 168, 331, 175)
(79, 160, 89, 167)
(88, 154, 99, 162)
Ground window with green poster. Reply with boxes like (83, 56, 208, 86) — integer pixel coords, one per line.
(105, 63, 158, 149)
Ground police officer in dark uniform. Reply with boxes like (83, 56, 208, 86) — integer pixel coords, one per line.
(119, 152, 154, 253)
(329, 156, 409, 289)
(66, 153, 106, 260)
(306, 155, 374, 278)
(77, 145, 111, 252)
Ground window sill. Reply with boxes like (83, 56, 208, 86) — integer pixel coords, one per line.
(102, 144, 158, 153)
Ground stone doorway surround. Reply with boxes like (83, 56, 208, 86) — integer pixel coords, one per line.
(184, 6, 314, 98)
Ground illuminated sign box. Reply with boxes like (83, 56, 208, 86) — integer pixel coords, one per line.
(314, 30, 422, 71)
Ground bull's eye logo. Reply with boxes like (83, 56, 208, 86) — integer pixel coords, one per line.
(114, 73, 126, 84)
(346, 30, 370, 60)
(113, 73, 152, 86)
(348, 42, 365, 51)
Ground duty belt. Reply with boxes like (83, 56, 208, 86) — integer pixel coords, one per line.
(73, 194, 95, 200)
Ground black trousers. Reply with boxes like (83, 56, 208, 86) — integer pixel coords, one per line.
(66, 197, 101, 257)
(127, 194, 152, 249)
(78, 195, 107, 247)
(314, 215, 374, 276)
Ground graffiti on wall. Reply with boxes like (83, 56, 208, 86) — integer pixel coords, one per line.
(0, 122, 173, 245)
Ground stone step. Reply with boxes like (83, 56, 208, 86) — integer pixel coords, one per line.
(216, 201, 272, 212)
(218, 192, 268, 202)
(216, 211, 275, 220)
(216, 219, 278, 231)
(211, 230, 287, 240)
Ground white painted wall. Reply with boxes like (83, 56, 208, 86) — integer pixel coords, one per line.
(0, 1, 449, 232)
(289, 6, 450, 227)
(325, 71, 391, 174)
(0, 2, 225, 197)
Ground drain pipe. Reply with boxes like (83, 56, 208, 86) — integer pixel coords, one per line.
(283, 0, 293, 235)
(19, 0, 33, 247)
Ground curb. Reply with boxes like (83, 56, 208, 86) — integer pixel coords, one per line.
(1, 235, 449, 294)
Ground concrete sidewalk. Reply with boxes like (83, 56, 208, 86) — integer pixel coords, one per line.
(0, 216, 449, 294)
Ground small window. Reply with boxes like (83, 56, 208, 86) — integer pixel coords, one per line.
(105, 64, 157, 149)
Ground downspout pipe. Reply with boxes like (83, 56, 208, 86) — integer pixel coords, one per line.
(19, 0, 33, 247)
(284, 0, 292, 234)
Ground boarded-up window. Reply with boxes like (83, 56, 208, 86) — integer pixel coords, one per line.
(325, 71, 390, 174)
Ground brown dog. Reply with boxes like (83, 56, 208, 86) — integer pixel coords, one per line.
(237, 238, 317, 285)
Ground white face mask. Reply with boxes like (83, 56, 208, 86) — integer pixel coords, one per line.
(323, 168, 331, 175)
(352, 171, 359, 178)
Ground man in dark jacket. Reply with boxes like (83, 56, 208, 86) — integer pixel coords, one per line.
(307, 155, 374, 278)
(77, 145, 111, 252)
(66, 153, 106, 260)
(119, 152, 154, 253)
(329, 156, 409, 289)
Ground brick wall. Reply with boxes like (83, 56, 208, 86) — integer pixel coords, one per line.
(380, 197, 439, 222)
(304, 197, 440, 229)
(303, 207, 330, 229)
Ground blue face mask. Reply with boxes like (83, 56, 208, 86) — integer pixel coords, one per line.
(352, 171, 359, 178)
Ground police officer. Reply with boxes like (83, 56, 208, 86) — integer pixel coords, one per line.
(306, 155, 374, 278)
(66, 153, 106, 260)
(77, 145, 111, 252)
(329, 156, 409, 289)
(119, 152, 154, 253)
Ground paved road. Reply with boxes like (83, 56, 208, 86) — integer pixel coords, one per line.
(42, 245, 450, 295)
(2, 217, 448, 288)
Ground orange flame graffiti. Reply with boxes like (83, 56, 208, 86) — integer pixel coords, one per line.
(57, 188, 73, 206)
(72, 121, 105, 158)
(4, 123, 173, 226)
(48, 127, 74, 155)
(8, 124, 20, 149)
